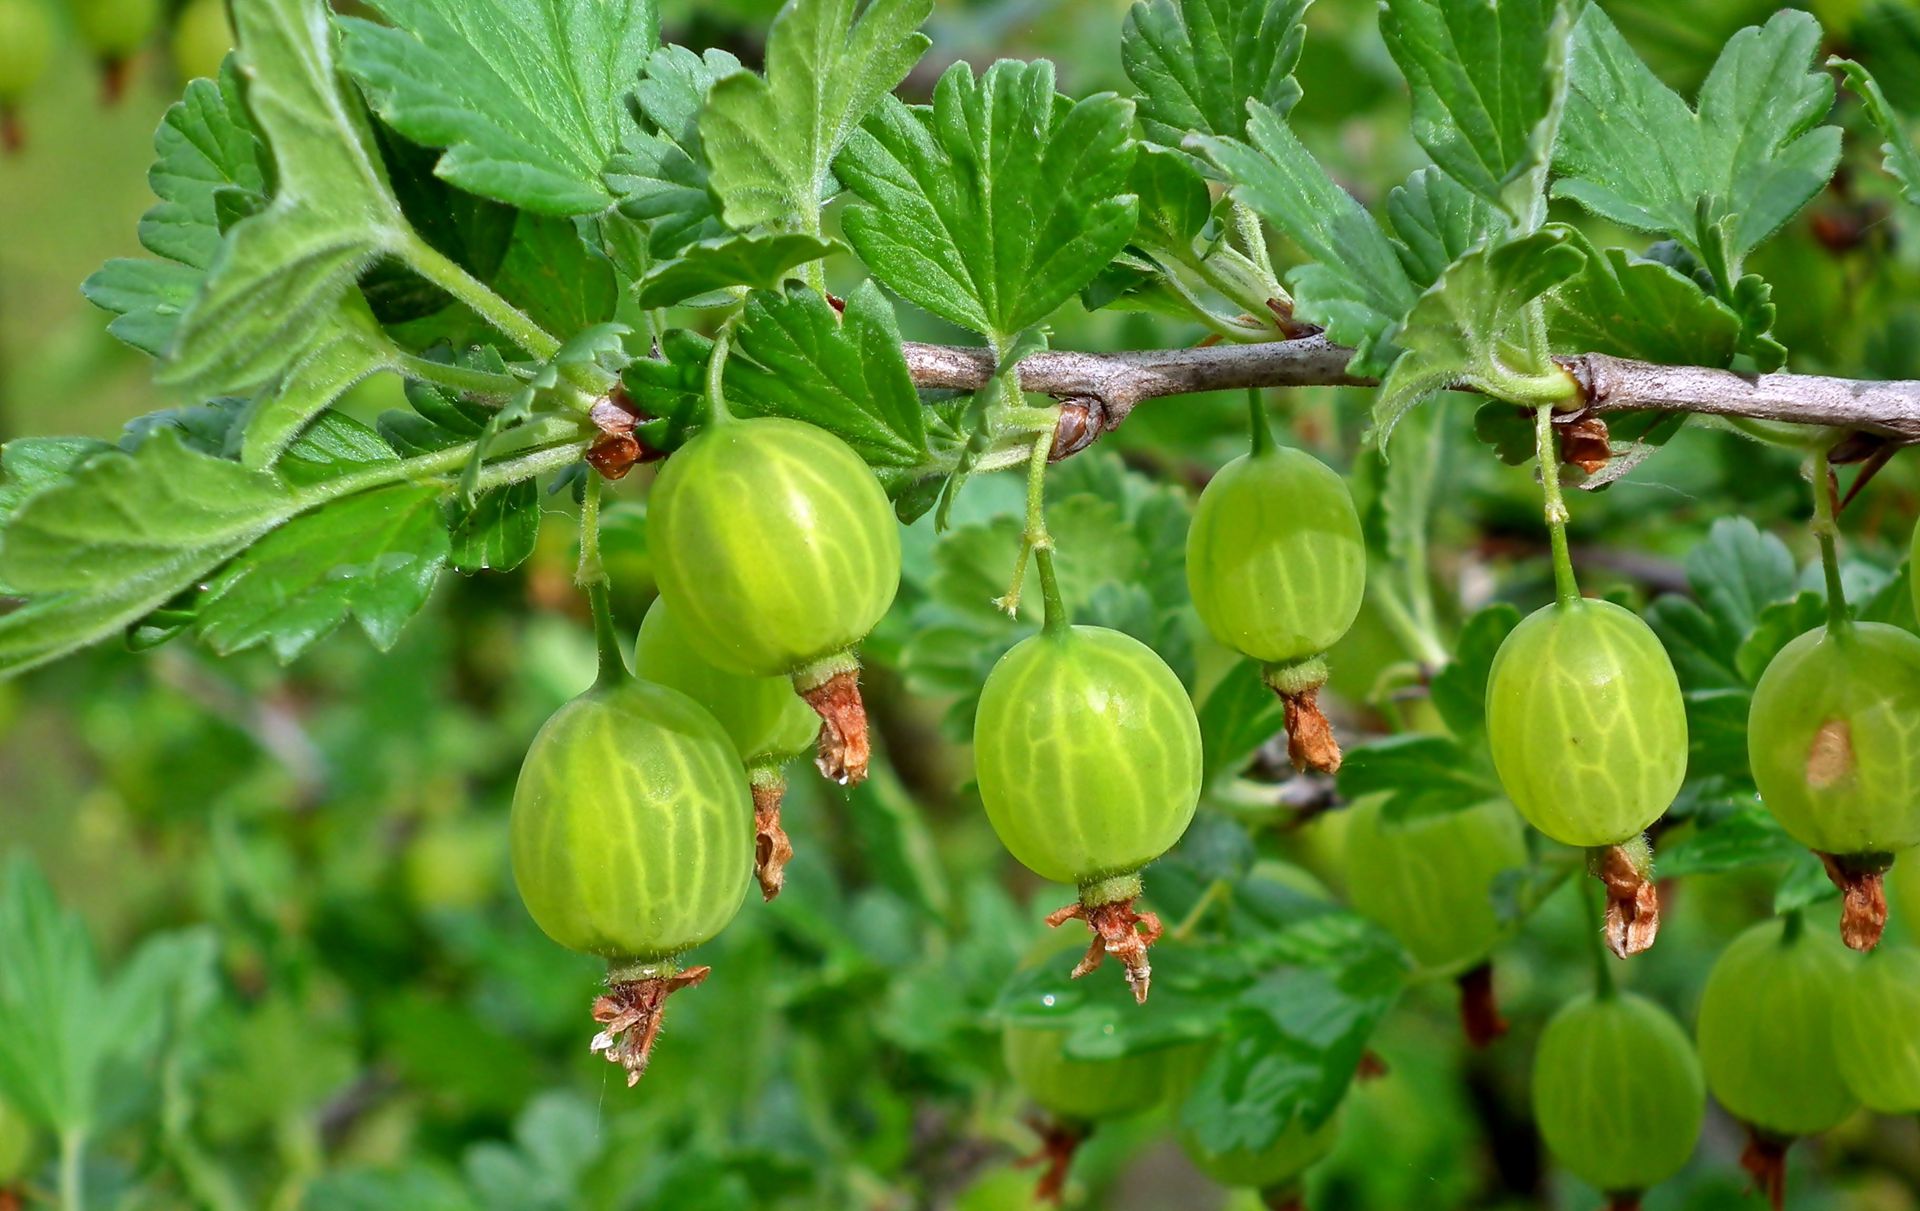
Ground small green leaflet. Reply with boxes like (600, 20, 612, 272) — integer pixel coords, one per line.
(0, 856, 216, 1135)
(838, 60, 1139, 346)
(699, 0, 931, 230)
(1832, 58, 1920, 209)
(1121, 0, 1308, 149)
(82, 63, 267, 357)
(1427, 602, 1521, 740)
(450, 481, 541, 573)
(1374, 229, 1585, 443)
(724, 283, 928, 467)
(1553, 7, 1840, 268)
(197, 485, 451, 660)
(1380, 0, 1570, 224)
(637, 232, 838, 309)
(1546, 226, 1740, 366)
(1197, 104, 1418, 375)
(1338, 733, 1498, 821)
(0, 428, 295, 599)
(1130, 146, 1216, 255)
(160, 0, 412, 396)
(1386, 167, 1503, 290)
(1195, 659, 1287, 786)
(607, 46, 740, 260)
(340, 0, 658, 216)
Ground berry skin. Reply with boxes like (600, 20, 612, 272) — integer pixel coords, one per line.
(1185, 444, 1365, 671)
(1749, 623, 1920, 856)
(1749, 622, 1920, 950)
(975, 624, 1201, 1001)
(635, 595, 817, 767)
(67, 0, 160, 57)
(1185, 443, 1365, 773)
(647, 417, 900, 784)
(976, 625, 1200, 888)
(1895, 854, 1920, 939)
(635, 594, 819, 900)
(1832, 946, 1920, 1113)
(1342, 795, 1528, 976)
(1486, 598, 1687, 848)
(1696, 916, 1857, 1138)
(168, 0, 230, 82)
(648, 417, 899, 680)
(1177, 1110, 1340, 1194)
(509, 678, 752, 1085)
(0, 0, 54, 102)
(1531, 991, 1705, 1199)
(1001, 1024, 1181, 1123)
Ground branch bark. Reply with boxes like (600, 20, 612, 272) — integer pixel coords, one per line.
(902, 337, 1920, 448)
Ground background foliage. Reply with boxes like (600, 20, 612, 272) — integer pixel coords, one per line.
(3, 0, 1920, 1208)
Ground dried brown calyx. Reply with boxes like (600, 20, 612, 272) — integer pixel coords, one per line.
(1739, 1126, 1793, 1211)
(1590, 840, 1660, 958)
(1456, 961, 1508, 1049)
(0, 107, 22, 155)
(584, 386, 660, 480)
(1015, 1116, 1087, 1205)
(1045, 874, 1163, 1005)
(1260, 1189, 1306, 1211)
(1354, 1050, 1390, 1082)
(795, 658, 871, 786)
(1817, 851, 1890, 952)
(1557, 413, 1613, 475)
(1264, 657, 1342, 774)
(99, 57, 131, 105)
(1604, 1194, 1643, 1211)
(590, 962, 709, 1087)
(749, 766, 793, 902)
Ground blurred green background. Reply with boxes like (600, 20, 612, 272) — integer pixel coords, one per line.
(6, 0, 1920, 1209)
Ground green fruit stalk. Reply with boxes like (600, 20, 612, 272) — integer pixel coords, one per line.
(1342, 796, 1529, 1046)
(0, 0, 55, 151)
(1832, 945, 1920, 1113)
(509, 675, 753, 1085)
(1532, 990, 1704, 1209)
(1696, 915, 1857, 1208)
(975, 623, 1202, 1003)
(1186, 397, 1365, 773)
(649, 416, 900, 786)
(1748, 621, 1920, 950)
(1486, 597, 1686, 957)
(635, 595, 819, 900)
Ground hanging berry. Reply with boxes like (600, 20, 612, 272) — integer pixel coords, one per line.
(1186, 392, 1365, 773)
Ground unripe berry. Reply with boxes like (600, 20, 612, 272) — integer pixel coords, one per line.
(1532, 991, 1704, 1199)
(975, 623, 1201, 1001)
(1831, 945, 1920, 1113)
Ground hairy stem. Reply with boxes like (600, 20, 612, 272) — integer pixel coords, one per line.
(1534, 405, 1581, 606)
(1811, 447, 1850, 633)
(401, 235, 561, 362)
(395, 353, 524, 399)
(59, 1128, 85, 1211)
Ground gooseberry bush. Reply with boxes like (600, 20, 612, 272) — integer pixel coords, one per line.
(7, 0, 1920, 1207)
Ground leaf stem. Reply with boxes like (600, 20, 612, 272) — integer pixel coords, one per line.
(395, 353, 524, 399)
(1171, 878, 1232, 941)
(1811, 446, 1850, 633)
(1534, 404, 1581, 606)
(401, 235, 562, 361)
